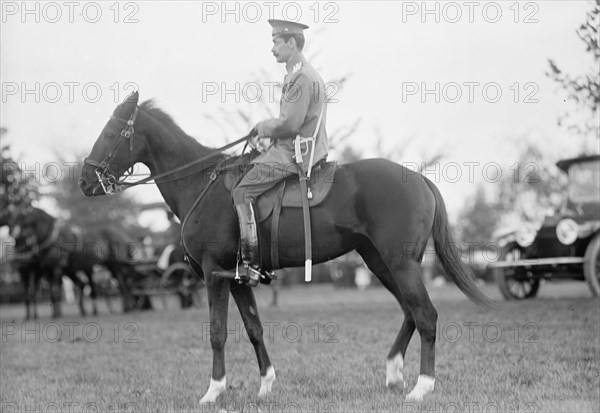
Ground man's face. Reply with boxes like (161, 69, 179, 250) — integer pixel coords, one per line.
(271, 37, 293, 63)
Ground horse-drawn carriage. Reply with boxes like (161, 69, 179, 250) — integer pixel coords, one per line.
(491, 155, 600, 299)
(121, 245, 203, 310)
(3, 207, 203, 317)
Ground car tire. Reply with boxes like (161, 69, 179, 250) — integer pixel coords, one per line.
(583, 233, 600, 297)
(494, 242, 541, 300)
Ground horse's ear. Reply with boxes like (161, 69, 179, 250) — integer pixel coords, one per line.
(123, 90, 139, 104)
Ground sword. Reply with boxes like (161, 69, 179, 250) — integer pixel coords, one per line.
(294, 137, 313, 282)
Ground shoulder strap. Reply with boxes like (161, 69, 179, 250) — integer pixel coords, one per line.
(312, 102, 325, 139)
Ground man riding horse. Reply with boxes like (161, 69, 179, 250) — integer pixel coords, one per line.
(233, 19, 328, 285)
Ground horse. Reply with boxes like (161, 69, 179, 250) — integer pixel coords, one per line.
(8, 207, 136, 318)
(8, 207, 101, 318)
(79, 92, 493, 403)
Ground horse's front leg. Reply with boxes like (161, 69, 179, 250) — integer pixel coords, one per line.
(49, 268, 63, 319)
(230, 283, 275, 398)
(88, 277, 99, 316)
(24, 269, 37, 320)
(69, 273, 87, 317)
(200, 268, 231, 404)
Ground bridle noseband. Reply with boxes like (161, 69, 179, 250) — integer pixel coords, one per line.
(84, 107, 139, 195)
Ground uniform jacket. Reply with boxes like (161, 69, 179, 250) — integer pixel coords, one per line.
(255, 55, 328, 173)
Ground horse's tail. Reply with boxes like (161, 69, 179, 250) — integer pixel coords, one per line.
(425, 179, 496, 310)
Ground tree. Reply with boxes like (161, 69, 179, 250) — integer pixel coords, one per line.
(547, 0, 600, 145)
(495, 145, 568, 227)
(456, 185, 501, 246)
(456, 144, 568, 244)
(0, 128, 40, 225)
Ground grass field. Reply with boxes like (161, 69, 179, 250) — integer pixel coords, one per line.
(1, 281, 599, 412)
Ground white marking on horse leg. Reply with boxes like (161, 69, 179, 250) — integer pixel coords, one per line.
(258, 366, 276, 398)
(199, 376, 226, 404)
(405, 375, 435, 401)
(385, 353, 407, 389)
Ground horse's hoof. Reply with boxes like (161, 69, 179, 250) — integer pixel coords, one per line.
(258, 366, 276, 398)
(200, 377, 226, 404)
(405, 392, 423, 402)
(405, 375, 435, 402)
(386, 378, 407, 390)
(385, 354, 406, 389)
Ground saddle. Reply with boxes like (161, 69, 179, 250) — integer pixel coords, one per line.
(223, 156, 338, 220)
(223, 156, 339, 269)
(255, 160, 338, 222)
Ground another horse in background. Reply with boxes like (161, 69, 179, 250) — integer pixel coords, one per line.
(9, 207, 99, 318)
(8, 207, 136, 318)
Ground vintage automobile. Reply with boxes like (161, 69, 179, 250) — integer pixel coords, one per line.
(491, 155, 600, 299)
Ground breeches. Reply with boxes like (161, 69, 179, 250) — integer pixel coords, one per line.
(233, 162, 297, 205)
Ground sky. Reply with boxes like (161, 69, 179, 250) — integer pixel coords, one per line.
(1, 0, 598, 230)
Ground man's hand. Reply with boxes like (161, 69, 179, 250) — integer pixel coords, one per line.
(247, 125, 259, 149)
(249, 126, 258, 138)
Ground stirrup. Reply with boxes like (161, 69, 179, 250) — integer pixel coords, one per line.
(213, 267, 274, 287)
(235, 263, 261, 287)
(260, 270, 275, 285)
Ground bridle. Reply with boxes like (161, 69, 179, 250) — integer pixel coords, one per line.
(84, 107, 139, 195)
(83, 105, 253, 195)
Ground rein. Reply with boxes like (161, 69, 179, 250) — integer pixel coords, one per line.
(84, 106, 252, 195)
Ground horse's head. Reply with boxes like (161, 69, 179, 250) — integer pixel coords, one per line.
(79, 91, 143, 196)
(9, 207, 48, 252)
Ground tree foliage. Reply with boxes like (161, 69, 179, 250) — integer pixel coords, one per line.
(547, 0, 600, 143)
(0, 128, 40, 225)
(456, 186, 501, 246)
(457, 144, 568, 244)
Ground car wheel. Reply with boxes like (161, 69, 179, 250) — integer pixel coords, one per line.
(583, 233, 600, 297)
(494, 243, 540, 300)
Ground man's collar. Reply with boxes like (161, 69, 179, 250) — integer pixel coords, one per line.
(285, 53, 305, 75)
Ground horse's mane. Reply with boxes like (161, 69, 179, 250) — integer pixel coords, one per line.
(139, 99, 257, 169)
(139, 100, 192, 139)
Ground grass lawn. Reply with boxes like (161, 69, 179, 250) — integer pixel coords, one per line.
(1, 281, 598, 412)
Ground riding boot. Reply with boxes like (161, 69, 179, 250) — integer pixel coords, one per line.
(235, 203, 262, 286)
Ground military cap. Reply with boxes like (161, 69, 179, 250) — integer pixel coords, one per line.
(268, 19, 309, 38)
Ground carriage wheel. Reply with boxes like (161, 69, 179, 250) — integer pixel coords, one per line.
(160, 263, 202, 308)
(494, 243, 540, 300)
(583, 233, 600, 297)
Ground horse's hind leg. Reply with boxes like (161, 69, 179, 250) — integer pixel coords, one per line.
(357, 243, 415, 391)
(388, 258, 437, 401)
(199, 264, 231, 404)
(230, 283, 275, 398)
(85, 269, 99, 316)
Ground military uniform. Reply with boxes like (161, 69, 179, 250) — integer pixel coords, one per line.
(232, 52, 327, 204)
(232, 19, 328, 285)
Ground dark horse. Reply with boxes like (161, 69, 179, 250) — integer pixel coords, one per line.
(8, 207, 136, 318)
(79, 92, 493, 402)
(9, 207, 102, 318)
